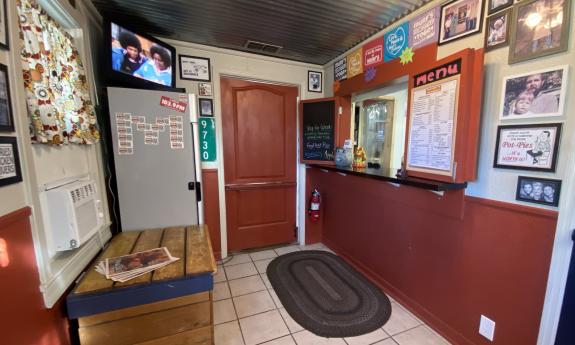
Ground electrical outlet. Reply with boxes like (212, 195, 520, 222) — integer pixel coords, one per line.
(479, 315, 495, 341)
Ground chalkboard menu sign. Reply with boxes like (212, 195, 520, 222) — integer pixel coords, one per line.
(302, 100, 335, 162)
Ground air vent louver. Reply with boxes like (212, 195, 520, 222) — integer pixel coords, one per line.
(244, 40, 282, 54)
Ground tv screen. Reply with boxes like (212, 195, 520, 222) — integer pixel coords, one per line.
(109, 21, 176, 89)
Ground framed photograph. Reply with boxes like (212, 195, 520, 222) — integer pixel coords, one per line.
(308, 70, 322, 93)
(0, 136, 22, 187)
(509, 0, 571, 64)
(0, 0, 8, 50)
(179, 55, 211, 82)
(0, 63, 13, 132)
(485, 9, 512, 51)
(500, 65, 568, 120)
(438, 0, 485, 45)
(198, 82, 212, 97)
(488, 0, 513, 14)
(199, 98, 213, 117)
(516, 176, 561, 207)
(494, 123, 562, 172)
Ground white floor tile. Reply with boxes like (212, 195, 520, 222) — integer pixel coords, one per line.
(261, 335, 297, 345)
(225, 262, 258, 280)
(298, 243, 327, 251)
(214, 299, 237, 325)
(233, 290, 276, 318)
(344, 328, 389, 345)
(393, 325, 449, 345)
(275, 245, 301, 256)
(250, 249, 278, 261)
(215, 320, 245, 345)
(214, 281, 232, 301)
(268, 288, 283, 308)
(255, 258, 274, 273)
(229, 275, 267, 297)
(224, 253, 253, 267)
(383, 302, 422, 336)
(261, 273, 273, 289)
(292, 330, 347, 345)
(279, 308, 304, 333)
(214, 265, 227, 283)
(239, 310, 290, 345)
(373, 339, 398, 345)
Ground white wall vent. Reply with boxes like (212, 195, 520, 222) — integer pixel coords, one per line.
(41, 179, 104, 256)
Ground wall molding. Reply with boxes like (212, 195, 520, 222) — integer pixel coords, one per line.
(465, 195, 559, 219)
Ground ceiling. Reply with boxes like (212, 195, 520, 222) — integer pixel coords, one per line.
(91, 0, 432, 65)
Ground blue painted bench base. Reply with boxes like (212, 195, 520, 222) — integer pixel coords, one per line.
(67, 273, 213, 319)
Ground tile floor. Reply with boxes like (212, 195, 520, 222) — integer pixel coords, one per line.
(214, 243, 451, 345)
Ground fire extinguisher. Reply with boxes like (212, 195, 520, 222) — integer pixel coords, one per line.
(308, 189, 321, 222)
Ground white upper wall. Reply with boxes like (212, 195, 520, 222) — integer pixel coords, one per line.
(323, 0, 575, 208)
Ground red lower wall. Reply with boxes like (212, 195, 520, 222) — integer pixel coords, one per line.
(306, 167, 557, 345)
(0, 207, 71, 345)
(202, 169, 221, 260)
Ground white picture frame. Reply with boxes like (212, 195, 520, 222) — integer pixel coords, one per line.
(499, 65, 568, 120)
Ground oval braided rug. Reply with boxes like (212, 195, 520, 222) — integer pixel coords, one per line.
(267, 250, 391, 337)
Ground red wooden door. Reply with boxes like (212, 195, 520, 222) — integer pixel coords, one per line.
(221, 78, 298, 251)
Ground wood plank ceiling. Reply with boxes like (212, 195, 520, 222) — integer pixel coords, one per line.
(91, 0, 432, 65)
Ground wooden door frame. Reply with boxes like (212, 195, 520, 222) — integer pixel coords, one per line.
(214, 72, 307, 258)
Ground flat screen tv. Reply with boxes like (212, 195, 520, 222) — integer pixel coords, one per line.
(105, 19, 177, 90)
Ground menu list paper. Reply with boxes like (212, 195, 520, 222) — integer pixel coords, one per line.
(407, 78, 458, 173)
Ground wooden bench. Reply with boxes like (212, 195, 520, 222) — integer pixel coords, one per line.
(67, 225, 217, 345)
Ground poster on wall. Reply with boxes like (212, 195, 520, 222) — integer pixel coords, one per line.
(409, 7, 440, 50)
(363, 37, 384, 68)
(493, 123, 561, 172)
(334, 57, 347, 81)
(384, 22, 409, 62)
(347, 48, 363, 78)
(0, 136, 22, 187)
(406, 59, 461, 176)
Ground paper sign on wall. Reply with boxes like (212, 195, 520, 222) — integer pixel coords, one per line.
(334, 57, 347, 81)
(409, 7, 440, 50)
(347, 48, 363, 78)
(384, 22, 409, 62)
(199, 117, 217, 162)
(363, 37, 384, 68)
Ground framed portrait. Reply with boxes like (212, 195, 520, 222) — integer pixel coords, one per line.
(0, 63, 13, 132)
(0, 136, 22, 187)
(179, 55, 211, 82)
(485, 9, 512, 51)
(198, 82, 212, 97)
(516, 176, 561, 207)
(509, 0, 571, 64)
(438, 0, 485, 45)
(499, 65, 568, 120)
(308, 70, 323, 93)
(494, 123, 562, 172)
(488, 0, 513, 14)
(199, 98, 213, 117)
(0, 0, 8, 50)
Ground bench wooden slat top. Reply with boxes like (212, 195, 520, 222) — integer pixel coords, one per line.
(74, 225, 216, 295)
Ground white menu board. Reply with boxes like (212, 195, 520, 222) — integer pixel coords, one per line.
(407, 77, 459, 175)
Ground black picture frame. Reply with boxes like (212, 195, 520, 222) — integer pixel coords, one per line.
(493, 123, 562, 172)
(438, 0, 485, 45)
(308, 70, 323, 93)
(0, 0, 9, 50)
(0, 136, 23, 187)
(516, 176, 561, 207)
(179, 55, 211, 82)
(488, 0, 513, 15)
(484, 8, 512, 52)
(199, 98, 214, 117)
(0, 63, 14, 132)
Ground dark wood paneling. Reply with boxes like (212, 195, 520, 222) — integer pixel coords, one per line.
(306, 168, 557, 345)
(202, 169, 221, 260)
(0, 207, 71, 345)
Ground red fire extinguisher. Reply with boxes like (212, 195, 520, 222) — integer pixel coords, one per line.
(308, 189, 321, 222)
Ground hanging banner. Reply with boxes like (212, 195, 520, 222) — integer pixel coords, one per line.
(334, 57, 347, 81)
(384, 22, 409, 62)
(347, 48, 363, 78)
(363, 37, 384, 68)
(409, 7, 440, 50)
